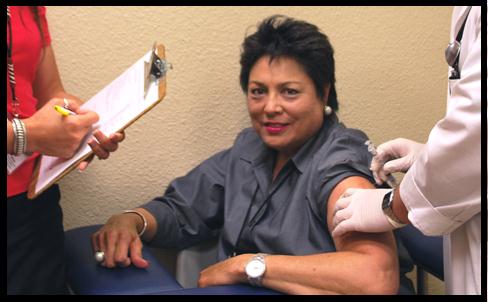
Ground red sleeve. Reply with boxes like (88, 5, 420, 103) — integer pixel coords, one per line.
(37, 6, 51, 46)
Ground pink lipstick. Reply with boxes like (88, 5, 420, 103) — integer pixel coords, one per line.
(264, 123, 289, 134)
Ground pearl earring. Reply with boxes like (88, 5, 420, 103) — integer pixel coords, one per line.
(324, 105, 332, 116)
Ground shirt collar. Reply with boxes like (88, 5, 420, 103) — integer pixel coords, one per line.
(290, 114, 338, 173)
(242, 114, 339, 173)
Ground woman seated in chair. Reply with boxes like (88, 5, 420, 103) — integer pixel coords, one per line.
(92, 15, 413, 294)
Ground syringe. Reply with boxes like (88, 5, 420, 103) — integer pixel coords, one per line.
(365, 140, 398, 188)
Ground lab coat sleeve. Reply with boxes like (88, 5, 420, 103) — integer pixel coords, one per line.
(399, 16, 482, 236)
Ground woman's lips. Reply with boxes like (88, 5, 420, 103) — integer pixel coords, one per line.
(264, 123, 289, 134)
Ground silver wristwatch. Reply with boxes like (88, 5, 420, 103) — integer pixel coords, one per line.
(245, 253, 267, 287)
(382, 189, 407, 229)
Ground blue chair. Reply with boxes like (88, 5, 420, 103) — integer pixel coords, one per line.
(395, 224, 444, 294)
(64, 224, 279, 295)
(65, 225, 183, 295)
(65, 224, 443, 295)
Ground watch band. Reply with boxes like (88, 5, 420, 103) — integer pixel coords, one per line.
(247, 253, 267, 287)
(248, 274, 262, 287)
(382, 189, 407, 229)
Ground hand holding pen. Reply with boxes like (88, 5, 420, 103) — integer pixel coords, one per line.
(20, 97, 124, 171)
(53, 98, 125, 170)
(19, 97, 98, 159)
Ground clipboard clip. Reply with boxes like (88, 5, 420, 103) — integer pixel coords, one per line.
(144, 42, 171, 98)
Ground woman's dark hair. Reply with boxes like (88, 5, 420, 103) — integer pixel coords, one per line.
(240, 15, 338, 111)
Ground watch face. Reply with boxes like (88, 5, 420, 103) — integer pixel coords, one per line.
(246, 259, 265, 278)
(382, 191, 392, 210)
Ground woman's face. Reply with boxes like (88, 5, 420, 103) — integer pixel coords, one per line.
(247, 55, 327, 157)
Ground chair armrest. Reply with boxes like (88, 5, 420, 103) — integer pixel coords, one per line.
(150, 284, 282, 295)
(395, 224, 444, 280)
(65, 224, 183, 295)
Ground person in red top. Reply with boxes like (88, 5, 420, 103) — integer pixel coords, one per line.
(6, 6, 125, 294)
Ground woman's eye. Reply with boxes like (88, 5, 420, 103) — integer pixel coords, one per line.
(283, 88, 299, 96)
(250, 88, 265, 96)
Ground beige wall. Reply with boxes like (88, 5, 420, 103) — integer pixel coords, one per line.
(48, 6, 450, 292)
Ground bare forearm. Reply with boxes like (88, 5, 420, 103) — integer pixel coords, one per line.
(262, 250, 398, 295)
(392, 186, 410, 224)
(35, 84, 65, 108)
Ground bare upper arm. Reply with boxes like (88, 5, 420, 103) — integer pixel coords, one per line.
(32, 45, 65, 108)
(323, 176, 400, 294)
(326, 176, 397, 253)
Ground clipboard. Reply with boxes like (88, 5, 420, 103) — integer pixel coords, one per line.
(27, 43, 169, 199)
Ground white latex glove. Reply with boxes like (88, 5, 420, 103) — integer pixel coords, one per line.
(370, 138, 425, 185)
(332, 188, 394, 237)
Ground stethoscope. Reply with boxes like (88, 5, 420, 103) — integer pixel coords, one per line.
(444, 6, 471, 80)
(445, 40, 462, 79)
(445, 40, 461, 70)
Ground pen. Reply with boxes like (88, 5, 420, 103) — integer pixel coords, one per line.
(54, 105, 76, 116)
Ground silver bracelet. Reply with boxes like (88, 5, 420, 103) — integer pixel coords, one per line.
(11, 118, 27, 155)
(122, 210, 148, 237)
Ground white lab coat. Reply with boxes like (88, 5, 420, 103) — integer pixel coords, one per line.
(399, 6, 482, 295)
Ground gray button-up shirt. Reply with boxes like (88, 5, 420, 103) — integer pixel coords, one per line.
(141, 115, 375, 260)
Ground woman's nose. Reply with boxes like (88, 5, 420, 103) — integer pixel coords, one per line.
(263, 94, 283, 115)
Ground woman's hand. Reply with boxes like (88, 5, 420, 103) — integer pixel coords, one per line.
(62, 97, 126, 171)
(198, 254, 251, 287)
(23, 97, 99, 158)
(60, 98, 125, 171)
(91, 212, 149, 269)
(79, 129, 126, 171)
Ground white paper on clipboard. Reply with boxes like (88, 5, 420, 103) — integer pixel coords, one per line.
(28, 44, 167, 199)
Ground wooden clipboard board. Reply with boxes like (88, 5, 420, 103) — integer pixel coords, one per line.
(27, 44, 167, 199)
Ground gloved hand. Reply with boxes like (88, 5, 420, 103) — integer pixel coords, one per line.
(370, 138, 425, 185)
(332, 188, 394, 237)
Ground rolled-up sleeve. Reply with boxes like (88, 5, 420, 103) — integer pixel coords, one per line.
(316, 129, 375, 218)
(140, 149, 229, 249)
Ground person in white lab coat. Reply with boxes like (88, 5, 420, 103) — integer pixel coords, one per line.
(331, 6, 481, 295)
